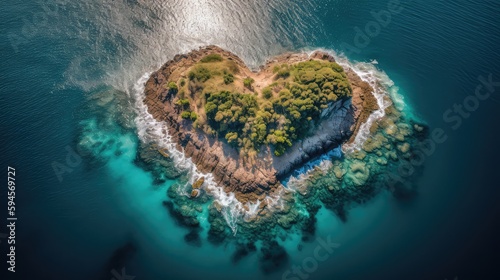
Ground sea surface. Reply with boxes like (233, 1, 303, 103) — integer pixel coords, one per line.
(1, 0, 500, 279)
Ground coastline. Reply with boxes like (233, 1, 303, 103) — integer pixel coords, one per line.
(142, 45, 378, 204)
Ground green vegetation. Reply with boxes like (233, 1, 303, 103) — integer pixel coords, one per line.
(200, 54, 223, 63)
(277, 69, 290, 79)
(190, 112, 198, 121)
(243, 77, 254, 89)
(181, 111, 192, 119)
(175, 58, 352, 156)
(204, 91, 263, 151)
(188, 66, 212, 82)
(274, 64, 291, 79)
(168, 81, 178, 90)
(175, 98, 190, 109)
(273, 64, 291, 79)
(223, 72, 234, 84)
(262, 87, 273, 99)
(166, 81, 179, 95)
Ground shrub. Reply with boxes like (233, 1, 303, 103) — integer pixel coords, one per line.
(243, 77, 254, 89)
(223, 73, 234, 84)
(175, 98, 190, 109)
(298, 70, 316, 84)
(262, 87, 273, 99)
(181, 111, 192, 119)
(200, 54, 223, 63)
(188, 66, 211, 82)
(180, 79, 186, 87)
(190, 112, 198, 121)
(225, 132, 238, 145)
(168, 81, 178, 90)
(276, 68, 290, 79)
(205, 102, 218, 118)
(274, 146, 286, 157)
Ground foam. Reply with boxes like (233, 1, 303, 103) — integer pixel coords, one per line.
(336, 58, 393, 153)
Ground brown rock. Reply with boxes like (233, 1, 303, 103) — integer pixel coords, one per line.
(192, 177, 205, 189)
(191, 189, 200, 198)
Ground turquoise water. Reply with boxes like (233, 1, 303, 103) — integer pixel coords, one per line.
(1, 0, 500, 279)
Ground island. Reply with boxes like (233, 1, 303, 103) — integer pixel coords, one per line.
(143, 46, 378, 204)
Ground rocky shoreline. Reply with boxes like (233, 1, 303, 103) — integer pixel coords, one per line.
(143, 46, 377, 203)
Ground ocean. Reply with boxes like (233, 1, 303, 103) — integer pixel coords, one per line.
(1, 0, 500, 279)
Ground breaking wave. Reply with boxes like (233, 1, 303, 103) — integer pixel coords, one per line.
(336, 56, 394, 152)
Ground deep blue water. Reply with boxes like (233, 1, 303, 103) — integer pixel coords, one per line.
(1, 0, 500, 279)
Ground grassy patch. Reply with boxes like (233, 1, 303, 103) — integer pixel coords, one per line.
(188, 66, 212, 82)
(223, 73, 234, 84)
(200, 54, 223, 63)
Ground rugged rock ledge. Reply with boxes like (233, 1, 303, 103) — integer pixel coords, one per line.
(143, 45, 376, 203)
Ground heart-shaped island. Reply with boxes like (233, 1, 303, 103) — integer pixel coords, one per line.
(143, 46, 378, 205)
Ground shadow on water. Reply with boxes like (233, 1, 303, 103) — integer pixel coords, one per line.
(231, 242, 257, 264)
(98, 241, 137, 280)
(183, 229, 202, 247)
(259, 241, 289, 274)
(162, 200, 205, 248)
(162, 201, 200, 229)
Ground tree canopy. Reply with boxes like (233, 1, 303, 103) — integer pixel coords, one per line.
(174, 58, 352, 156)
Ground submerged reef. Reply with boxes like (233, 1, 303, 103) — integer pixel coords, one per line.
(76, 46, 427, 273)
